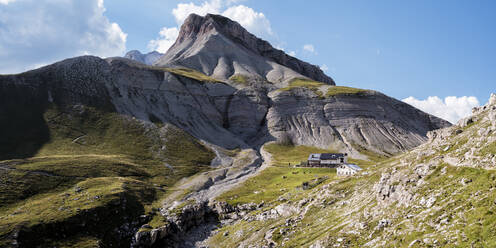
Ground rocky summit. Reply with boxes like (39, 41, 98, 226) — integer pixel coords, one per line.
(0, 13, 486, 248)
(155, 14, 335, 85)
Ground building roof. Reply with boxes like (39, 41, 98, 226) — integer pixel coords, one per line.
(308, 153, 321, 161)
(342, 163, 362, 171)
(308, 153, 346, 161)
(320, 153, 345, 160)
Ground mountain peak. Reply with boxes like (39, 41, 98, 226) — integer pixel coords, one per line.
(124, 50, 163, 65)
(156, 13, 334, 85)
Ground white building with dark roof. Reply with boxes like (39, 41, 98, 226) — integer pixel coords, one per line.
(337, 163, 363, 176)
(307, 153, 347, 167)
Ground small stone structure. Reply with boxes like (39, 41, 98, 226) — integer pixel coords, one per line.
(336, 163, 362, 176)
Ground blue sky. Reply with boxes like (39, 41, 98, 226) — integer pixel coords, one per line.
(1, 0, 494, 122)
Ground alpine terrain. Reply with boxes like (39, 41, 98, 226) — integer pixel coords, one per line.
(2, 13, 489, 248)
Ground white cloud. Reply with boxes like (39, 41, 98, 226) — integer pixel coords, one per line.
(303, 44, 316, 54)
(0, 0, 127, 74)
(402, 96, 480, 124)
(149, 0, 274, 53)
(288, 51, 296, 56)
(172, 0, 223, 24)
(0, 0, 16, 5)
(148, 27, 179, 53)
(222, 5, 273, 38)
(320, 64, 328, 72)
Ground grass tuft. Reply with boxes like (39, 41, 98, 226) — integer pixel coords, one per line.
(278, 78, 325, 92)
(229, 74, 248, 84)
(325, 86, 369, 97)
(163, 67, 221, 83)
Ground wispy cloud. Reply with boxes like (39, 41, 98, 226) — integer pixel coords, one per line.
(303, 44, 316, 54)
(0, 0, 16, 5)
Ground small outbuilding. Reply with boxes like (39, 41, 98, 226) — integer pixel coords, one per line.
(337, 163, 362, 176)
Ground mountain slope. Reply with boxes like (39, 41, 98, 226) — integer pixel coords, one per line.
(0, 13, 452, 247)
(155, 14, 334, 85)
(203, 93, 496, 248)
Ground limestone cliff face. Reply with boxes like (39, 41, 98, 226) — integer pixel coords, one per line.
(267, 89, 449, 155)
(155, 14, 334, 85)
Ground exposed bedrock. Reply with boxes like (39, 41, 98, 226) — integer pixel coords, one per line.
(267, 89, 450, 155)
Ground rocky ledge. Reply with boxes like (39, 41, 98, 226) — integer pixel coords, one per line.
(132, 201, 264, 247)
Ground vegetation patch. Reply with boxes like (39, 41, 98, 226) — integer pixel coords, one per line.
(278, 78, 325, 92)
(403, 164, 496, 247)
(41, 235, 101, 248)
(277, 78, 370, 99)
(325, 86, 369, 97)
(479, 140, 496, 156)
(163, 67, 221, 83)
(264, 144, 338, 167)
(0, 105, 216, 246)
(350, 143, 390, 163)
(217, 143, 378, 205)
(216, 166, 336, 205)
(0, 177, 154, 246)
(216, 143, 385, 205)
(229, 74, 248, 84)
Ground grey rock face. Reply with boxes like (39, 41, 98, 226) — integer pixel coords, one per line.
(267, 89, 450, 156)
(155, 14, 334, 85)
(134, 201, 214, 247)
(124, 50, 164, 65)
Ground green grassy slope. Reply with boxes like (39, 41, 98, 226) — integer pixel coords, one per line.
(0, 104, 215, 246)
(216, 144, 379, 206)
(278, 78, 370, 98)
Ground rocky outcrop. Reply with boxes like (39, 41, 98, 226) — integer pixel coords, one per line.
(374, 162, 438, 207)
(14, 191, 148, 248)
(133, 201, 215, 247)
(125, 50, 164, 65)
(425, 93, 496, 168)
(132, 201, 262, 247)
(155, 14, 334, 85)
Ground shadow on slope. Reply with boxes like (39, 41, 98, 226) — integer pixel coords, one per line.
(0, 79, 50, 160)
